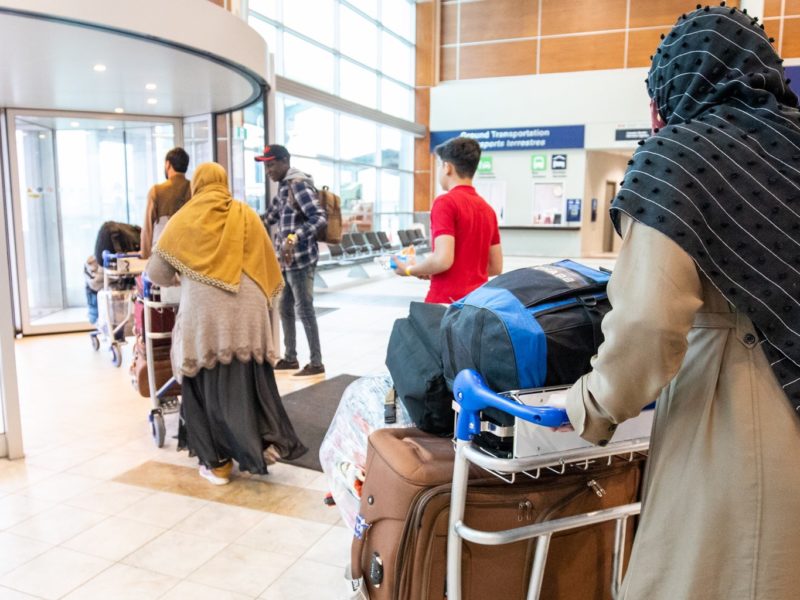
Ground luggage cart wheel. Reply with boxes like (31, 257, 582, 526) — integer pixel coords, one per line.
(90, 333, 100, 352)
(149, 409, 166, 448)
(110, 343, 122, 368)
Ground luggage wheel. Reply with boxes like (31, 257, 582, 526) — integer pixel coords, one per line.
(149, 409, 166, 448)
(90, 333, 100, 352)
(110, 343, 122, 367)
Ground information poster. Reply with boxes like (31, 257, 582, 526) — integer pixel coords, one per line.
(474, 179, 507, 225)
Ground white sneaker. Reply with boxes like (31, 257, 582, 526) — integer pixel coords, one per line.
(199, 465, 230, 485)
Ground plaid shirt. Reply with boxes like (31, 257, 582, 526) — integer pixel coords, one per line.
(263, 169, 326, 271)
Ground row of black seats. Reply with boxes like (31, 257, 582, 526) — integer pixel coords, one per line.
(328, 231, 395, 259)
(397, 229, 428, 248)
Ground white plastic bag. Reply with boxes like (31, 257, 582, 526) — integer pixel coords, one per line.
(319, 374, 414, 529)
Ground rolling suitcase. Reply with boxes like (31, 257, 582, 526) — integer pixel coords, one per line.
(349, 428, 644, 600)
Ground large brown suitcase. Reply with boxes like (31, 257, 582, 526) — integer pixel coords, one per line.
(351, 428, 643, 600)
(130, 336, 180, 398)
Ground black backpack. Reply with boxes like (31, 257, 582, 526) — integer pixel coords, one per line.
(385, 302, 451, 435)
(440, 260, 612, 393)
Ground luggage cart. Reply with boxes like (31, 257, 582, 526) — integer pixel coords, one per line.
(90, 251, 146, 367)
(141, 275, 181, 447)
(448, 369, 650, 600)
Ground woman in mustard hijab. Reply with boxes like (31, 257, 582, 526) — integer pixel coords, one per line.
(146, 162, 307, 485)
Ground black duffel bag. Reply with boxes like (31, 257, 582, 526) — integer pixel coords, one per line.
(385, 302, 451, 435)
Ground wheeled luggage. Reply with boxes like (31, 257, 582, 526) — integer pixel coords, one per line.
(319, 375, 415, 529)
(348, 427, 644, 600)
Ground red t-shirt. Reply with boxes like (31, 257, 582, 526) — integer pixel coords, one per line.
(425, 185, 501, 304)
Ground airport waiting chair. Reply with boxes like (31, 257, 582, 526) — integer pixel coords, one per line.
(376, 231, 394, 251)
(365, 231, 384, 253)
(397, 230, 411, 247)
(341, 233, 362, 257)
(350, 232, 372, 254)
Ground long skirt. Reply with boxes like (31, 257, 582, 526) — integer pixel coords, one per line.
(178, 358, 308, 474)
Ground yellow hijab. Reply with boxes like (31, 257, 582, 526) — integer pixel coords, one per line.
(154, 162, 283, 302)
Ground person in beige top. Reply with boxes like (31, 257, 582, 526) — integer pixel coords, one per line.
(139, 147, 191, 259)
(146, 162, 306, 486)
(564, 6, 800, 599)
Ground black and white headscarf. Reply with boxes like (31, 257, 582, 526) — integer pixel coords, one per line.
(612, 4, 800, 415)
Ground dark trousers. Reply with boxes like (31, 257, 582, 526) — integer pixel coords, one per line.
(279, 264, 322, 367)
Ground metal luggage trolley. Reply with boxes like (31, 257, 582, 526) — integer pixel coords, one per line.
(90, 251, 146, 367)
(141, 275, 181, 447)
(447, 369, 650, 600)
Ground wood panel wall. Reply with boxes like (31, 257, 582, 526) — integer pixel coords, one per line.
(438, 0, 763, 80)
(415, 0, 438, 212)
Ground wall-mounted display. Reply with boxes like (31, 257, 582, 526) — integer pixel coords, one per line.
(531, 181, 564, 225)
(566, 198, 582, 223)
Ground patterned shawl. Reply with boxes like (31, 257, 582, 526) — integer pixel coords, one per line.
(612, 4, 800, 414)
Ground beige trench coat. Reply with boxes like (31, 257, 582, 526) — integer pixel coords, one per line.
(566, 217, 800, 600)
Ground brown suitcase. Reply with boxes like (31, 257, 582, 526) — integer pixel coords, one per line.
(350, 428, 643, 600)
(130, 336, 180, 398)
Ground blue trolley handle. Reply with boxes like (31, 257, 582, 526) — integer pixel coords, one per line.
(102, 250, 142, 268)
(453, 369, 570, 441)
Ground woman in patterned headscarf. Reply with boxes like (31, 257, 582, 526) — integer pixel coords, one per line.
(147, 162, 307, 486)
(564, 4, 800, 598)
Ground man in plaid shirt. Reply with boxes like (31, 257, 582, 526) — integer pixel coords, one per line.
(257, 144, 327, 379)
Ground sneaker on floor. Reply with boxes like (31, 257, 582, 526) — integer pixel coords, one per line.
(291, 363, 326, 379)
(199, 464, 231, 485)
(274, 358, 300, 374)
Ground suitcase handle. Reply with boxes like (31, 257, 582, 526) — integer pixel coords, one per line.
(453, 369, 570, 440)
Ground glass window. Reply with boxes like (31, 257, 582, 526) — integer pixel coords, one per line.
(340, 60, 378, 109)
(283, 97, 335, 158)
(339, 163, 377, 212)
(292, 157, 336, 190)
(380, 126, 413, 170)
(346, 0, 378, 19)
(339, 115, 377, 165)
(340, 6, 378, 69)
(381, 0, 415, 42)
(381, 31, 414, 85)
(380, 170, 401, 213)
(283, 0, 334, 48)
(249, 0, 279, 19)
(380, 78, 413, 120)
(249, 16, 278, 60)
(284, 34, 335, 93)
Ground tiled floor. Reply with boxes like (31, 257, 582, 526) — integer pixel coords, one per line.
(0, 256, 614, 599)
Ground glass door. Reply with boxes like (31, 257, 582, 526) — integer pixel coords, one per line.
(7, 111, 180, 334)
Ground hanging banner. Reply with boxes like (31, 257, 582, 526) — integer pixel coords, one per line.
(430, 125, 585, 152)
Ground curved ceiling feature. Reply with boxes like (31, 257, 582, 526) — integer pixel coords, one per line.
(0, 0, 269, 116)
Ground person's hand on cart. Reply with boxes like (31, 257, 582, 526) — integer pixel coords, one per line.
(545, 391, 575, 432)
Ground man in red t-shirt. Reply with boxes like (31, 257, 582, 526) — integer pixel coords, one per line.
(395, 137, 502, 303)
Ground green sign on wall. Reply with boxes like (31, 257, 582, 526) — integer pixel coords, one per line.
(477, 155, 493, 174)
(531, 153, 547, 172)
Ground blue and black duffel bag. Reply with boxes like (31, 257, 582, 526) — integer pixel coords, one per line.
(441, 260, 611, 394)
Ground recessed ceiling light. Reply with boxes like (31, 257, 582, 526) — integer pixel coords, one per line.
(107, 126, 115, 131)
(93, 64, 106, 72)
(114, 107, 124, 114)
(145, 83, 157, 91)
(38, 134, 46, 139)
(70, 121, 80, 127)
(146, 98, 158, 105)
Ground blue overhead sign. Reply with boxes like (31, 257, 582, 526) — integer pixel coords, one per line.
(430, 125, 585, 152)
